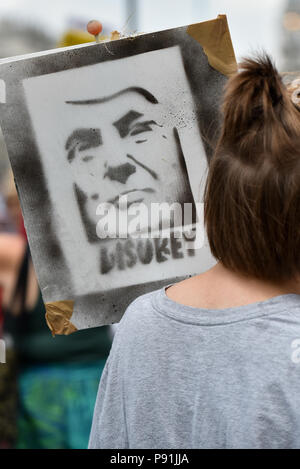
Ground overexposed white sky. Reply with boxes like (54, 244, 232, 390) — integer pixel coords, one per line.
(0, 0, 288, 63)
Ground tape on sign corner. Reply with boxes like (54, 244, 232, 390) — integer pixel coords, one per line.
(186, 14, 238, 77)
(45, 300, 77, 337)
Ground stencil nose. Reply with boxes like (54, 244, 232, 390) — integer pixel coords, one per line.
(104, 162, 136, 184)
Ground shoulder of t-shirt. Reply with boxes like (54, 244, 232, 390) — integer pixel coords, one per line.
(107, 288, 163, 361)
(121, 288, 161, 325)
(112, 288, 162, 338)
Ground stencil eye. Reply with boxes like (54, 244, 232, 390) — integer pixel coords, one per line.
(130, 120, 157, 136)
(82, 155, 94, 163)
(135, 139, 148, 144)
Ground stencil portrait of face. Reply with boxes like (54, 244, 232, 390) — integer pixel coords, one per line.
(65, 85, 194, 242)
(18, 37, 213, 299)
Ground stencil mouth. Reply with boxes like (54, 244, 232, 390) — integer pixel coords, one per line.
(106, 188, 156, 209)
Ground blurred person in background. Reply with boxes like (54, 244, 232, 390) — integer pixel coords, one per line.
(0, 171, 22, 448)
(0, 128, 14, 233)
(0, 170, 112, 449)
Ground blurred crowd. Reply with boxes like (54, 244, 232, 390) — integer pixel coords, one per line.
(0, 23, 113, 449)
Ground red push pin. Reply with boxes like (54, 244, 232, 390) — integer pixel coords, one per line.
(87, 20, 103, 43)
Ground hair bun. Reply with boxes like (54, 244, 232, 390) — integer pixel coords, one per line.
(221, 53, 300, 159)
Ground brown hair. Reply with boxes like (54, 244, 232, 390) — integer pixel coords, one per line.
(204, 54, 300, 282)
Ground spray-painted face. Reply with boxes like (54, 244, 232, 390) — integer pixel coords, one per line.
(65, 87, 194, 241)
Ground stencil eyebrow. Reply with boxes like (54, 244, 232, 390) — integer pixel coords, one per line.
(65, 87, 159, 105)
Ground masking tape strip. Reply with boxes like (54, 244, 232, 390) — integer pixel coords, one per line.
(187, 15, 237, 77)
(45, 300, 77, 337)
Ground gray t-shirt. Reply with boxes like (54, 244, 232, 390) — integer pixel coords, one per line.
(89, 286, 300, 449)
